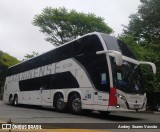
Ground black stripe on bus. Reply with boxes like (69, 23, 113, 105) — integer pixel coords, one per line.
(19, 71, 79, 91)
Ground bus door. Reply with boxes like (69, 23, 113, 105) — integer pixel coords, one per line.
(93, 66, 110, 111)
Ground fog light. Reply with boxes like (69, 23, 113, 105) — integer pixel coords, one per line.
(116, 104, 120, 108)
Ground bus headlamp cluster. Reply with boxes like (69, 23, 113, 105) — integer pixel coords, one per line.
(115, 94, 127, 102)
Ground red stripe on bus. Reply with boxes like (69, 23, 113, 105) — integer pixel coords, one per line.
(109, 87, 117, 106)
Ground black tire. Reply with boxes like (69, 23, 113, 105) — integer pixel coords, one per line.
(54, 94, 66, 112)
(69, 94, 82, 114)
(13, 96, 18, 107)
(98, 111, 110, 116)
(9, 96, 13, 105)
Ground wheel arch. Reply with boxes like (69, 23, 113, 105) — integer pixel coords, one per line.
(14, 93, 19, 99)
(9, 93, 13, 102)
(53, 91, 65, 107)
(67, 90, 82, 102)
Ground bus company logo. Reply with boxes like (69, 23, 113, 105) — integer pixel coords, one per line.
(2, 124, 11, 129)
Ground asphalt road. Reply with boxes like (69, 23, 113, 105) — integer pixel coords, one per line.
(0, 100, 159, 131)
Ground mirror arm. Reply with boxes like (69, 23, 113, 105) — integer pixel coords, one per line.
(139, 61, 156, 74)
(96, 50, 122, 66)
(96, 50, 156, 74)
(96, 50, 115, 55)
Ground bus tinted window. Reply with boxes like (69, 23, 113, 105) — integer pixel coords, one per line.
(73, 35, 110, 92)
(51, 71, 79, 89)
(19, 71, 79, 91)
(55, 44, 72, 62)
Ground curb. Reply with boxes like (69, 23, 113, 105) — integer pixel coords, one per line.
(137, 111, 160, 114)
(154, 111, 160, 114)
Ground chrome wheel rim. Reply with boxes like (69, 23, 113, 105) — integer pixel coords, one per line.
(57, 98, 64, 110)
(72, 98, 81, 112)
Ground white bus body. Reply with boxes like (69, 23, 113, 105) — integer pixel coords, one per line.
(3, 32, 156, 114)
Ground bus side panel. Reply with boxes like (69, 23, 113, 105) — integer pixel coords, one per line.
(18, 91, 41, 105)
(3, 82, 9, 103)
(3, 80, 19, 103)
(93, 91, 109, 111)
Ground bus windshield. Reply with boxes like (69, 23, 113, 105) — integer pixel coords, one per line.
(101, 33, 145, 94)
(111, 57, 145, 94)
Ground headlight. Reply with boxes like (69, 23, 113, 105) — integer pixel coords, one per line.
(115, 94, 127, 102)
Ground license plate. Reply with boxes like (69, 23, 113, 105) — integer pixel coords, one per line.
(134, 104, 140, 109)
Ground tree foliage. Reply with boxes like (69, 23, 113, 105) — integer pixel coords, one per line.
(0, 50, 19, 92)
(121, 0, 160, 110)
(120, 36, 160, 110)
(23, 51, 38, 61)
(33, 7, 113, 46)
(123, 0, 160, 42)
(0, 52, 19, 68)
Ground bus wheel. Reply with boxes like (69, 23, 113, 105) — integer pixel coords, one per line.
(13, 95, 18, 107)
(54, 94, 66, 112)
(69, 94, 82, 114)
(9, 95, 13, 105)
(98, 111, 110, 116)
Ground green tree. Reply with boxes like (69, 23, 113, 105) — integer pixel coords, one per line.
(33, 7, 113, 46)
(121, 0, 160, 110)
(23, 51, 38, 61)
(0, 50, 19, 97)
(123, 0, 160, 42)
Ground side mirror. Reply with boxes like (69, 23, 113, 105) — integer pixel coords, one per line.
(96, 50, 122, 66)
(139, 61, 156, 74)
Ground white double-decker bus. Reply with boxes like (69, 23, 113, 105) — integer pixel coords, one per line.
(3, 32, 156, 115)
